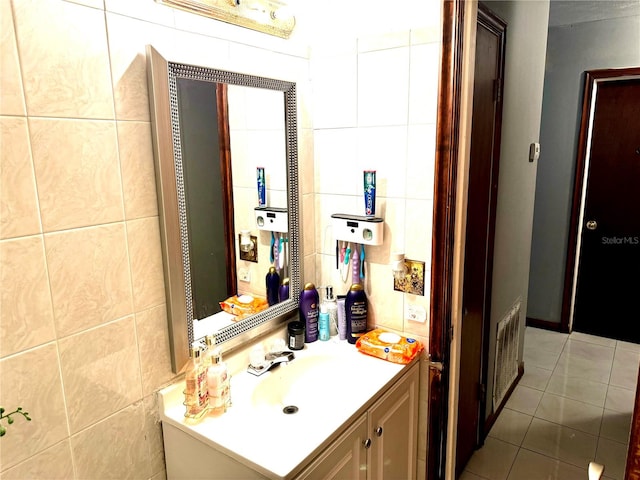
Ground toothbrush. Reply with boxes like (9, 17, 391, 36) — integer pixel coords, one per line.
(360, 244, 365, 280)
(351, 245, 359, 285)
(270, 232, 275, 264)
(341, 242, 351, 283)
(278, 235, 285, 271)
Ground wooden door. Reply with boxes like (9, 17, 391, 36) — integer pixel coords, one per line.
(455, 4, 506, 476)
(570, 70, 640, 343)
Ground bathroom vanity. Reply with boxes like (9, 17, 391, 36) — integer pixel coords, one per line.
(158, 340, 420, 479)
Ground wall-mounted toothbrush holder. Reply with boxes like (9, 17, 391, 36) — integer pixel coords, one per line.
(331, 214, 384, 246)
(255, 207, 288, 233)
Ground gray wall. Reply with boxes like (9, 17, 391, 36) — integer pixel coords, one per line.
(527, 15, 640, 323)
(483, 0, 550, 416)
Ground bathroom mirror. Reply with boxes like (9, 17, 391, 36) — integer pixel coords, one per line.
(147, 46, 301, 372)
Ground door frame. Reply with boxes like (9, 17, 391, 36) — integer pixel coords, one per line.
(427, 0, 468, 478)
(429, 6, 640, 477)
(560, 67, 640, 332)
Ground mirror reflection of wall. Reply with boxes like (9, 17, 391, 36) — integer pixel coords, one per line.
(228, 85, 289, 299)
(176, 78, 235, 321)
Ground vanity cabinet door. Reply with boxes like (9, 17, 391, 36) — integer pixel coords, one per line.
(368, 363, 419, 480)
(296, 413, 368, 480)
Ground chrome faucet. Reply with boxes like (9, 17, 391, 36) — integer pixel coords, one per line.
(247, 350, 295, 376)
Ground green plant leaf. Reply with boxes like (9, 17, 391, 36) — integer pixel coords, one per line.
(7, 417, 14, 424)
(0, 425, 6, 436)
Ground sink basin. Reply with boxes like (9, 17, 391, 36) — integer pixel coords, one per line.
(250, 354, 345, 413)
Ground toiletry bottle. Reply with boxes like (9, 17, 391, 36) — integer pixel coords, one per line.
(279, 277, 290, 302)
(337, 295, 347, 340)
(318, 306, 330, 341)
(324, 285, 339, 337)
(202, 334, 216, 367)
(345, 284, 368, 344)
(184, 344, 207, 418)
(207, 347, 230, 416)
(300, 282, 319, 343)
(266, 266, 280, 306)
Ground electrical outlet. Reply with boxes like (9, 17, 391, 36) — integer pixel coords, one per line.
(406, 304, 427, 323)
(238, 269, 251, 282)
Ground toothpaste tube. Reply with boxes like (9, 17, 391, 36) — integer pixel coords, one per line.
(257, 167, 266, 206)
(364, 170, 376, 217)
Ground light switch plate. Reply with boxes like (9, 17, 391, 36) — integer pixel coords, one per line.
(529, 142, 540, 162)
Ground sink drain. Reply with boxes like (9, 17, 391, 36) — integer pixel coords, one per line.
(282, 405, 299, 415)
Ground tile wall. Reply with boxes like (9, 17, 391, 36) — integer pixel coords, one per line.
(0, 0, 310, 478)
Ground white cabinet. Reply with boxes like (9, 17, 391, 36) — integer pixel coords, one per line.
(297, 363, 419, 480)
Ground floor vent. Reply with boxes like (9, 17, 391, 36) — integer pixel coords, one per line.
(493, 301, 521, 410)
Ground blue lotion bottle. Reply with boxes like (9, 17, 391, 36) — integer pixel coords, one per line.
(300, 283, 319, 343)
(345, 284, 368, 344)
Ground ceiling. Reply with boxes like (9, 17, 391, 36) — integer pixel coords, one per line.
(549, 0, 640, 27)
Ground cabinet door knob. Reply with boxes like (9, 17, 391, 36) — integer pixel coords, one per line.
(363, 438, 372, 449)
(375, 426, 383, 437)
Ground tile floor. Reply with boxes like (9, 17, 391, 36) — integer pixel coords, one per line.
(461, 327, 640, 480)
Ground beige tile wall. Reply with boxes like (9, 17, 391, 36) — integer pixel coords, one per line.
(0, 0, 310, 478)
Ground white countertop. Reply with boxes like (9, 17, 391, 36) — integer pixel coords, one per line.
(158, 339, 418, 480)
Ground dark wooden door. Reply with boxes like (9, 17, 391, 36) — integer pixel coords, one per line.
(456, 4, 505, 476)
(572, 75, 640, 343)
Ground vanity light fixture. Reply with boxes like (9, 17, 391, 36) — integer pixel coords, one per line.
(239, 230, 258, 262)
(157, 0, 296, 39)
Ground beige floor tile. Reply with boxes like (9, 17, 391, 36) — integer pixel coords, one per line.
(600, 410, 632, 444)
(524, 346, 561, 371)
(525, 327, 568, 355)
(616, 340, 640, 353)
(534, 392, 603, 435)
(505, 385, 543, 416)
(488, 408, 532, 446)
(522, 418, 598, 468)
(465, 437, 518, 480)
(595, 437, 628, 480)
(554, 342, 614, 385)
(546, 372, 608, 407)
(461, 472, 488, 480)
(570, 331, 617, 348)
(507, 448, 587, 480)
(605, 385, 636, 413)
(520, 364, 553, 391)
(609, 348, 640, 390)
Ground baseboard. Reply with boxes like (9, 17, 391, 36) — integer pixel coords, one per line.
(526, 316, 565, 332)
(483, 361, 524, 438)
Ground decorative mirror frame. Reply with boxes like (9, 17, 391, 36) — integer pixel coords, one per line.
(147, 46, 301, 372)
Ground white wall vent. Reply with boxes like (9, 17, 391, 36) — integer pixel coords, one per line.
(492, 301, 521, 410)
